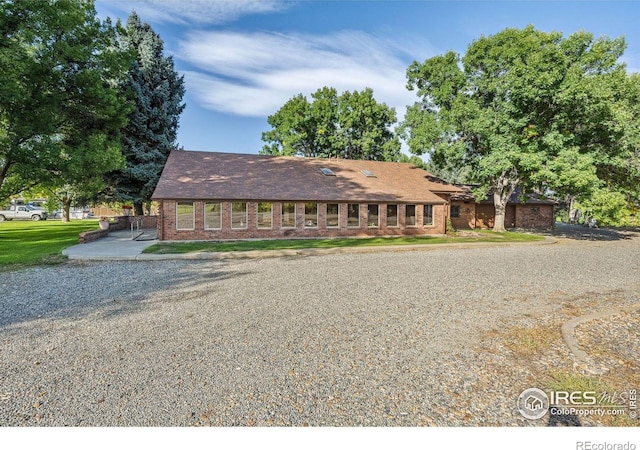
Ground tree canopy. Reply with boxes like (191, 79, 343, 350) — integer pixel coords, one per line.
(102, 12, 185, 215)
(261, 87, 401, 161)
(0, 0, 131, 203)
(401, 25, 634, 231)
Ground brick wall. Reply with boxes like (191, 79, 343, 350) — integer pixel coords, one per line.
(451, 201, 554, 230)
(157, 200, 446, 241)
(451, 202, 476, 229)
(515, 204, 555, 229)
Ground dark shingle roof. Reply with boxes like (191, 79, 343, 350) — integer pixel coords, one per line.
(152, 151, 462, 204)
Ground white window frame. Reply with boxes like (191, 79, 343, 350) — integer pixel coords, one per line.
(347, 203, 360, 228)
(257, 202, 273, 229)
(231, 202, 248, 229)
(423, 204, 434, 227)
(304, 202, 318, 228)
(386, 204, 399, 228)
(281, 202, 296, 229)
(204, 202, 222, 230)
(176, 202, 195, 230)
(405, 204, 417, 228)
(367, 204, 379, 228)
(326, 203, 340, 228)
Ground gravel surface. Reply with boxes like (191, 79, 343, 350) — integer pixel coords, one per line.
(1, 234, 639, 426)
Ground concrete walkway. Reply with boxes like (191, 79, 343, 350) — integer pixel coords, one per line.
(63, 229, 159, 261)
(63, 229, 556, 261)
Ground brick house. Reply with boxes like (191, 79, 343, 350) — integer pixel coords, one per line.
(151, 150, 462, 241)
(450, 185, 556, 230)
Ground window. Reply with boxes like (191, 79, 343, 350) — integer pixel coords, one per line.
(451, 205, 461, 218)
(320, 168, 336, 176)
(347, 204, 360, 228)
(423, 205, 434, 226)
(386, 204, 398, 227)
(282, 202, 296, 228)
(326, 203, 339, 228)
(304, 203, 318, 228)
(231, 202, 247, 229)
(367, 204, 379, 227)
(204, 202, 221, 229)
(257, 202, 272, 229)
(361, 169, 376, 177)
(405, 204, 416, 226)
(176, 202, 194, 230)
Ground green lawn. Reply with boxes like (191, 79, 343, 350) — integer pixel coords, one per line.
(0, 219, 99, 270)
(143, 230, 544, 254)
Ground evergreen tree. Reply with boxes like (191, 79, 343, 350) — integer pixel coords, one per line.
(106, 12, 185, 215)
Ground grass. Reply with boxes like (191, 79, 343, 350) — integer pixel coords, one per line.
(545, 369, 637, 426)
(501, 325, 560, 356)
(143, 230, 544, 254)
(0, 219, 99, 270)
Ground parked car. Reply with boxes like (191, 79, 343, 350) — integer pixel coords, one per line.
(0, 205, 48, 221)
(51, 210, 94, 219)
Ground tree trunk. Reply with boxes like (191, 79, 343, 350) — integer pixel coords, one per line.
(566, 195, 577, 224)
(62, 198, 72, 222)
(493, 190, 508, 232)
(134, 202, 144, 216)
(491, 175, 518, 232)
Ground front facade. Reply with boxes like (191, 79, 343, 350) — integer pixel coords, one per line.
(450, 186, 556, 230)
(152, 151, 462, 241)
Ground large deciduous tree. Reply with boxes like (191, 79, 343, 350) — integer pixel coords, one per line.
(0, 0, 131, 202)
(401, 26, 630, 231)
(261, 87, 401, 161)
(105, 12, 185, 216)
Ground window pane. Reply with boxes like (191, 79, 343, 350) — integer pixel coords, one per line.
(367, 204, 379, 227)
(423, 205, 433, 226)
(231, 202, 247, 229)
(257, 202, 272, 229)
(405, 204, 416, 226)
(386, 204, 398, 227)
(451, 205, 460, 218)
(347, 204, 360, 227)
(282, 202, 296, 228)
(176, 202, 194, 230)
(204, 202, 221, 229)
(327, 203, 339, 228)
(304, 202, 318, 228)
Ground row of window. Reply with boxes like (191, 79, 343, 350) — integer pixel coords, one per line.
(175, 202, 434, 231)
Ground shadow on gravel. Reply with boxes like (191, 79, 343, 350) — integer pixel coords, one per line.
(538, 223, 640, 241)
(0, 260, 252, 329)
(548, 410, 582, 427)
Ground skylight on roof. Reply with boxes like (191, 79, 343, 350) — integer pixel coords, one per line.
(320, 167, 336, 176)
(361, 169, 376, 178)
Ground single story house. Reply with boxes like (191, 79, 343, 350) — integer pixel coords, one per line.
(151, 150, 463, 241)
(450, 185, 556, 230)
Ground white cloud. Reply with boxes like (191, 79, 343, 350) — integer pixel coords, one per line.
(178, 30, 424, 119)
(100, 0, 289, 25)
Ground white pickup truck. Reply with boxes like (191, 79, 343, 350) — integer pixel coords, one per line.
(0, 205, 48, 221)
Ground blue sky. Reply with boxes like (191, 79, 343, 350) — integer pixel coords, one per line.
(95, 1, 640, 155)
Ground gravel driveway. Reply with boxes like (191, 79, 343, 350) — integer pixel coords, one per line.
(1, 234, 639, 426)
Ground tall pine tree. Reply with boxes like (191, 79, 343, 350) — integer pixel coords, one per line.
(106, 12, 185, 215)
